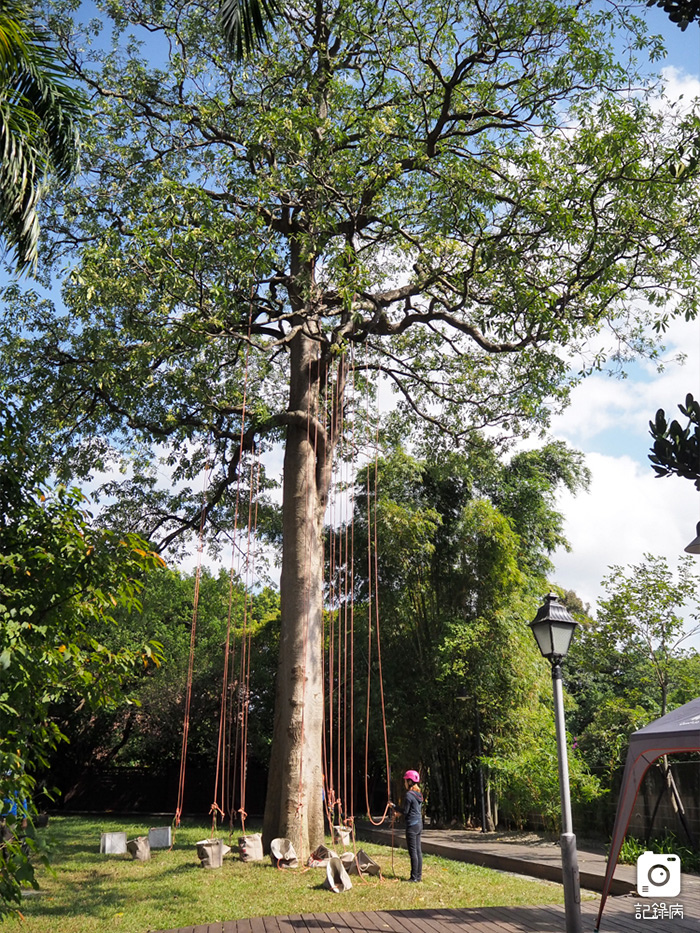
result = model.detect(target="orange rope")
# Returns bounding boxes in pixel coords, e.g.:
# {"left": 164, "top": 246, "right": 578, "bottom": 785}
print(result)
{"left": 174, "top": 448, "right": 212, "bottom": 832}
{"left": 212, "top": 333, "right": 252, "bottom": 835}
{"left": 323, "top": 358, "right": 335, "bottom": 826}
{"left": 348, "top": 350, "right": 356, "bottom": 824}
{"left": 238, "top": 450, "right": 261, "bottom": 835}
{"left": 322, "top": 353, "right": 353, "bottom": 831}
{"left": 363, "top": 369, "right": 392, "bottom": 826}
{"left": 343, "top": 353, "right": 354, "bottom": 828}
{"left": 319, "top": 350, "right": 393, "bottom": 838}
{"left": 294, "top": 350, "right": 316, "bottom": 861}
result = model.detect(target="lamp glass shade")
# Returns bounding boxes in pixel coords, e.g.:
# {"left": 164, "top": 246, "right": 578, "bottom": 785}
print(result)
{"left": 685, "top": 522, "right": 700, "bottom": 555}
{"left": 529, "top": 594, "right": 578, "bottom": 661}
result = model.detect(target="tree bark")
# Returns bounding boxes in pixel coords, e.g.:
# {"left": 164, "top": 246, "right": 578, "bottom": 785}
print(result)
{"left": 262, "top": 325, "right": 330, "bottom": 859}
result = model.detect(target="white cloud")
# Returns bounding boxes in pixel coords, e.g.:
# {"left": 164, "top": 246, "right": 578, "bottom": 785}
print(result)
{"left": 549, "top": 312, "right": 700, "bottom": 626}
{"left": 660, "top": 66, "right": 700, "bottom": 110}
{"left": 551, "top": 315, "right": 699, "bottom": 446}
{"left": 552, "top": 451, "right": 698, "bottom": 613}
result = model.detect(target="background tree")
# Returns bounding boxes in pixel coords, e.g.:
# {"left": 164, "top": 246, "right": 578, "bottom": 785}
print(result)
{"left": 597, "top": 554, "right": 699, "bottom": 717}
{"left": 481, "top": 697, "right": 601, "bottom": 833}
{"left": 0, "top": 0, "right": 84, "bottom": 269}
{"left": 566, "top": 596, "right": 654, "bottom": 797}
{"left": 219, "top": 0, "right": 283, "bottom": 60}
{"left": 0, "top": 403, "right": 163, "bottom": 913}
{"left": 646, "top": 0, "right": 700, "bottom": 30}
{"left": 3, "top": 0, "right": 700, "bottom": 856}
{"left": 345, "top": 442, "right": 593, "bottom": 827}
{"left": 46, "top": 566, "right": 280, "bottom": 817}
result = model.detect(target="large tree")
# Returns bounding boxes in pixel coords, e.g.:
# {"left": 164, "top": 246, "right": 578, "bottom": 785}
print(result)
{"left": 3, "top": 0, "right": 700, "bottom": 856}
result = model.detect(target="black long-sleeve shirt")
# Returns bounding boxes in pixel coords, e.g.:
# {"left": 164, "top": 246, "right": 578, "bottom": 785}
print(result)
{"left": 400, "top": 788, "right": 423, "bottom": 829}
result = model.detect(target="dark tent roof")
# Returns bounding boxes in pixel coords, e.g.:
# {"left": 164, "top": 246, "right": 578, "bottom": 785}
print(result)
{"left": 595, "top": 696, "right": 700, "bottom": 930}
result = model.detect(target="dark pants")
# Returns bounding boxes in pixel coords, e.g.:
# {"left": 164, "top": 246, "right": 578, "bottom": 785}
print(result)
{"left": 406, "top": 826, "right": 422, "bottom": 881}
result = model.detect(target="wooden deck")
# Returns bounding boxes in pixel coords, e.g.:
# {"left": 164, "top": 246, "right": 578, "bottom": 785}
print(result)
{"left": 153, "top": 829, "right": 700, "bottom": 933}
{"left": 152, "top": 893, "right": 700, "bottom": 933}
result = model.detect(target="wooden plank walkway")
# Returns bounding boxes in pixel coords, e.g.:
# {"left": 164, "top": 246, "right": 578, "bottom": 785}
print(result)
{"left": 152, "top": 830, "right": 700, "bottom": 933}
{"left": 152, "top": 893, "right": 700, "bottom": 933}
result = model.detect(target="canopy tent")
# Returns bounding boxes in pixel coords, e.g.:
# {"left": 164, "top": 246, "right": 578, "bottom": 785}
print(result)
{"left": 595, "top": 696, "right": 700, "bottom": 930}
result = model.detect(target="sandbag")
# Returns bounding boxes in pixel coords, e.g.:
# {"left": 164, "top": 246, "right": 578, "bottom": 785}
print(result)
{"left": 196, "top": 838, "right": 231, "bottom": 868}
{"left": 307, "top": 843, "right": 338, "bottom": 867}
{"left": 239, "top": 832, "right": 264, "bottom": 862}
{"left": 270, "top": 836, "right": 298, "bottom": 868}
{"left": 345, "top": 849, "right": 381, "bottom": 877}
{"left": 126, "top": 836, "right": 151, "bottom": 861}
{"left": 332, "top": 824, "right": 351, "bottom": 846}
{"left": 324, "top": 855, "right": 352, "bottom": 892}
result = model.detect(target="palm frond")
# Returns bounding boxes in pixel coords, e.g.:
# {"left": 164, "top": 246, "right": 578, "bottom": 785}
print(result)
{"left": 0, "top": 99, "right": 41, "bottom": 265}
{"left": 0, "top": 2, "right": 30, "bottom": 73}
{"left": 219, "top": 0, "right": 283, "bottom": 61}
{"left": 0, "top": 1, "right": 85, "bottom": 270}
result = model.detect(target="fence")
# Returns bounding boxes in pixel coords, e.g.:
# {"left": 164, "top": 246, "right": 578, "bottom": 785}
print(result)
{"left": 47, "top": 762, "right": 267, "bottom": 818}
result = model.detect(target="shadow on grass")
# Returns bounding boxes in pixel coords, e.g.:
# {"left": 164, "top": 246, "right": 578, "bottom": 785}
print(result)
{"left": 21, "top": 868, "right": 202, "bottom": 921}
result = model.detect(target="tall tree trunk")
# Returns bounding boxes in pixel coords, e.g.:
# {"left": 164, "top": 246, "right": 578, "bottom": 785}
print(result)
{"left": 262, "top": 325, "right": 331, "bottom": 859}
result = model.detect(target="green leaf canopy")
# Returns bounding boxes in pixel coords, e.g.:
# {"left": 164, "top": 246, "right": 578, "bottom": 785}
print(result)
{"left": 3, "top": 0, "right": 699, "bottom": 536}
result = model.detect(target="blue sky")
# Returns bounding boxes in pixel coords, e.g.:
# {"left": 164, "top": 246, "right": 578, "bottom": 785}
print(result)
{"left": 548, "top": 6, "right": 700, "bottom": 617}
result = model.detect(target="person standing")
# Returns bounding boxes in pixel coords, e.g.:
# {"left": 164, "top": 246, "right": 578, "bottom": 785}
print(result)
{"left": 393, "top": 769, "right": 423, "bottom": 882}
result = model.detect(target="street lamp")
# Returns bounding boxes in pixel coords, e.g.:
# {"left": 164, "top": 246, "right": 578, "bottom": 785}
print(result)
{"left": 529, "top": 593, "right": 583, "bottom": 933}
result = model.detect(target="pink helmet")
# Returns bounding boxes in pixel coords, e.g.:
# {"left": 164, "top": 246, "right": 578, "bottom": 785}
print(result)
{"left": 403, "top": 769, "right": 420, "bottom": 783}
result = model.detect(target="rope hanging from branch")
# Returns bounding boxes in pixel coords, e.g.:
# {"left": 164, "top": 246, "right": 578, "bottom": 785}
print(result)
{"left": 322, "top": 351, "right": 393, "bottom": 838}
{"left": 363, "top": 370, "right": 392, "bottom": 826}
{"left": 212, "top": 335, "right": 258, "bottom": 839}
{"left": 174, "top": 448, "right": 213, "bottom": 832}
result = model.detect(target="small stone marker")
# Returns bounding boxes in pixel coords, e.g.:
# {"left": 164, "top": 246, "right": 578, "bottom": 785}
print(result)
{"left": 148, "top": 826, "right": 172, "bottom": 849}
{"left": 100, "top": 831, "right": 127, "bottom": 854}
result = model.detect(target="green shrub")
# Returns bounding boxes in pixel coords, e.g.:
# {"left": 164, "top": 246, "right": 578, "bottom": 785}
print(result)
{"left": 616, "top": 832, "right": 700, "bottom": 874}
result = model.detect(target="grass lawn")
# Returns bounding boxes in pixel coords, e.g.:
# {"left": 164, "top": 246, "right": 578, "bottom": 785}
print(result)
{"left": 6, "top": 815, "right": 566, "bottom": 933}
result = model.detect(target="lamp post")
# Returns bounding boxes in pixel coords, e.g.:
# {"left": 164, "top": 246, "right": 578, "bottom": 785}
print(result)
{"left": 529, "top": 593, "right": 583, "bottom": 933}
